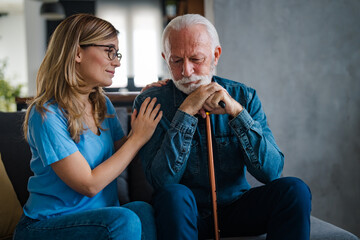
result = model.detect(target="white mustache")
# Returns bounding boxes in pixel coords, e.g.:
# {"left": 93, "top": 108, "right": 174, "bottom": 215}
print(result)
{"left": 177, "top": 75, "right": 204, "bottom": 84}
{"left": 172, "top": 74, "right": 212, "bottom": 95}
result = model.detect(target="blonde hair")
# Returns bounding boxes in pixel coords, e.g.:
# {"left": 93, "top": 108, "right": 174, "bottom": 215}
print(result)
{"left": 24, "top": 13, "right": 119, "bottom": 142}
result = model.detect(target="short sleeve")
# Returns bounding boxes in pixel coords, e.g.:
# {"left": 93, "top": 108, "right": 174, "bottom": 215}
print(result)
{"left": 27, "top": 105, "right": 78, "bottom": 167}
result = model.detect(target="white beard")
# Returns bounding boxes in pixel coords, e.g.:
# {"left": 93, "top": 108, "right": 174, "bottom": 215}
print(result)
{"left": 171, "top": 61, "right": 215, "bottom": 95}
{"left": 172, "top": 74, "right": 212, "bottom": 95}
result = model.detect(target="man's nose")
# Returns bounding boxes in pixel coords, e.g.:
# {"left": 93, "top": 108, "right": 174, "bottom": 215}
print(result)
{"left": 182, "top": 59, "right": 194, "bottom": 77}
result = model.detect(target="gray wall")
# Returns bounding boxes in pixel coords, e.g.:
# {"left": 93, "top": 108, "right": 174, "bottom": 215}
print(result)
{"left": 213, "top": 0, "right": 360, "bottom": 237}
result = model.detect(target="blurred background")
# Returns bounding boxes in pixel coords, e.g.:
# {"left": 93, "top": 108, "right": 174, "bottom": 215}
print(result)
{"left": 0, "top": 0, "right": 359, "bottom": 237}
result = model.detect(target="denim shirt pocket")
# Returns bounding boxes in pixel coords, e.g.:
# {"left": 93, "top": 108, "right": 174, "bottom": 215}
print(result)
{"left": 215, "top": 135, "right": 243, "bottom": 173}
{"left": 182, "top": 139, "right": 201, "bottom": 179}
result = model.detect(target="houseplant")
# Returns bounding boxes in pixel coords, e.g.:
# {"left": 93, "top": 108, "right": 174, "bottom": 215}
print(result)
{"left": 0, "top": 59, "right": 22, "bottom": 112}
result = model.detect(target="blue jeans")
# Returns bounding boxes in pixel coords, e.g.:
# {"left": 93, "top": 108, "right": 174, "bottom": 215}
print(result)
{"left": 13, "top": 201, "right": 156, "bottom": 240}
{"left": 153, "top": 177, "right": 312, "bottom": 240}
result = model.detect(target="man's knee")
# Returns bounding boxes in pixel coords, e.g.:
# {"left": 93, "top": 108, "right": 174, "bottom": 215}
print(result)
{"left": 276, "top": 177, "right": 312, "bottom": 210}
{"left": 153, "top": 184, "right": 198, "bottom": 239}
{"left": 154, "top": 184, "right": 196, "bottom": 206}
{"left": 153, "top": 183, "right": 198, "bottom": 220}
{"left": 280, "top": 177, "right": 311, "bottom": 197}
{"left": 124, "top": 201, "right": 154, "bottom": 216}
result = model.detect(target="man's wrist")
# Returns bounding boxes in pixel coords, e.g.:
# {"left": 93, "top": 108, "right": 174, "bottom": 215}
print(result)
{"left": 230, "top": 103, "right": 244, "bottom": 118}
{"left": 179, "top": 105, "right": 196, "bottom": 116}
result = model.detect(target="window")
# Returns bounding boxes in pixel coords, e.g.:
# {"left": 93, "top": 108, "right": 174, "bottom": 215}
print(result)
{"left": 96, "top": 0, "right": 163, "bottom": 91}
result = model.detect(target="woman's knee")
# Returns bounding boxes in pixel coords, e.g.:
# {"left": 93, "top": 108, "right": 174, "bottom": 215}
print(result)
{"left": 104, "top": 207, "right": 142, "bottom": 239}
{"left": 14, "top": 209, "right": 142, "bottom": 240}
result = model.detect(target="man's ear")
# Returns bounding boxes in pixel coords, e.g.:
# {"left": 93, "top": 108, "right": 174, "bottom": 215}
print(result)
{"left": 213, "top": 46, "right": 222, "bottom": 66}
{"left": 75, "top": 45, "right": 82, "bottom": 63}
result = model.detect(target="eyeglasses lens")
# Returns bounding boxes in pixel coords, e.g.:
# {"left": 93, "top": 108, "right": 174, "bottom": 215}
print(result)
{"left": 108, "top": 48, "right": 122, "bottom": 61}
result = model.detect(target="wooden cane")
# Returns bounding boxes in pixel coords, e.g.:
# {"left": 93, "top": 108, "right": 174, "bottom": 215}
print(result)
{"left": 206, "top": 111, "right": 220, "bottom": 240}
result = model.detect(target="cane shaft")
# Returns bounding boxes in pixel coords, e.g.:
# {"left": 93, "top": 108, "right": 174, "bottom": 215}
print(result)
{"left": 206, "top": 112, "right": 220, "bottom": 240}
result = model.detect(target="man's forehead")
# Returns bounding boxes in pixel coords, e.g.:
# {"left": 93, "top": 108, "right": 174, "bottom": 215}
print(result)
{"left": 168, "top": 27, "right": 211, "bottom": 54}
{"left": 169, "top": 46, "right": 209, "bottom": 58}
{"left": 170, "top": 51, "right": 206, "bottom": 59}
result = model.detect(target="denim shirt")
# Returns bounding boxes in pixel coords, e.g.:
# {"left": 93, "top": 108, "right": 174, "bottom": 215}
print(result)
{"left": 133, "top": 76, "right": 284, "bottom": 207}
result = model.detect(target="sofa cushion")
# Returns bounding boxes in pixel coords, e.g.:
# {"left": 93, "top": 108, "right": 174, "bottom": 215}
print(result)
{"left": 128, "top": 154, "right": 154, "bottom": 203}
{"left": 114, "top": 107, "right": 131, "bottom": 205}
{"left": 114, "top": 107, "right": 154, "bottom": 204}
{"left": 309, "top": 216, "right": 359, "bottom": 240}
{"left": 0, "top": 111, "right": 32, "bottom": 206}
{"left": 209, "top": 216, "right": 359, "bottom": 240}
{"left": 0, "top": 154, "right": 23, "bottom": 240}
{"left": 117, "top": 169, "right": 130, "bottom": 205}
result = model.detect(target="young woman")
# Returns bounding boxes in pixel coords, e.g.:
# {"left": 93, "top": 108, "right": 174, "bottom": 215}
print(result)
{"left": 13, "top": 13, "right": 162, "bottom": 240}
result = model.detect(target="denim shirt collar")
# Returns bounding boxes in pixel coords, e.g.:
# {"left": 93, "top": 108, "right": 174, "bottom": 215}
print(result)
{"left": 172, "top": 82, "right": 187, "bottom": 108}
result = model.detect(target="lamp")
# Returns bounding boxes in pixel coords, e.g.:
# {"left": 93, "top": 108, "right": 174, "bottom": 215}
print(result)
{"left": 40, "top": 1, "right": 65, "bottom": 20}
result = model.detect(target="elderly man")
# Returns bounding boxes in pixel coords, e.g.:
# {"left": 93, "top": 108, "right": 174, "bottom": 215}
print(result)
{"left": 133, "top": 14, "right": 311, "bottom": 240}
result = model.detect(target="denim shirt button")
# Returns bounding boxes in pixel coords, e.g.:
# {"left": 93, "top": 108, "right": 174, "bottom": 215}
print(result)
{"left": 182, "top": 148, "right": 186, "bottom": 153}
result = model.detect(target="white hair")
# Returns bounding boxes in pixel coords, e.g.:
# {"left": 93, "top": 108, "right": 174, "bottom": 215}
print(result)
{"left": 162, "top": 14, "right": 220, "bottom": 60}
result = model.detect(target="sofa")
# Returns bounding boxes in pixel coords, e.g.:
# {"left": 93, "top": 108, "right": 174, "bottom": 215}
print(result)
{"left": 0, "top": 110, "right": 358, "bottom": 240}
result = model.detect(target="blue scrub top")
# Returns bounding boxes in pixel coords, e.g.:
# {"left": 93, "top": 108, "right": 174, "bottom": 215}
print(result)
{"left": 23, "top": 97, "right": 124, "bottom": 220}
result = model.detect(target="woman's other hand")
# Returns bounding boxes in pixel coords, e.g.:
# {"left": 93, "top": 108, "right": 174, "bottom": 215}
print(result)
{"left": 130, "top": 97, "right": 162, "bottom": 145}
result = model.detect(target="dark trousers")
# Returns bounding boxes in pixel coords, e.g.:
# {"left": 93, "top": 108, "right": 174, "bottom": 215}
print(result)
{"left": 153, "top": 177, "right": 312, "bottom": 240}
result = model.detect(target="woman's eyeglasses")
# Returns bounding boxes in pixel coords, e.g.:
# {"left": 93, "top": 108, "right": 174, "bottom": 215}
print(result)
{"left": 80, "top": 44, "right": 122, "bottom": 61}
